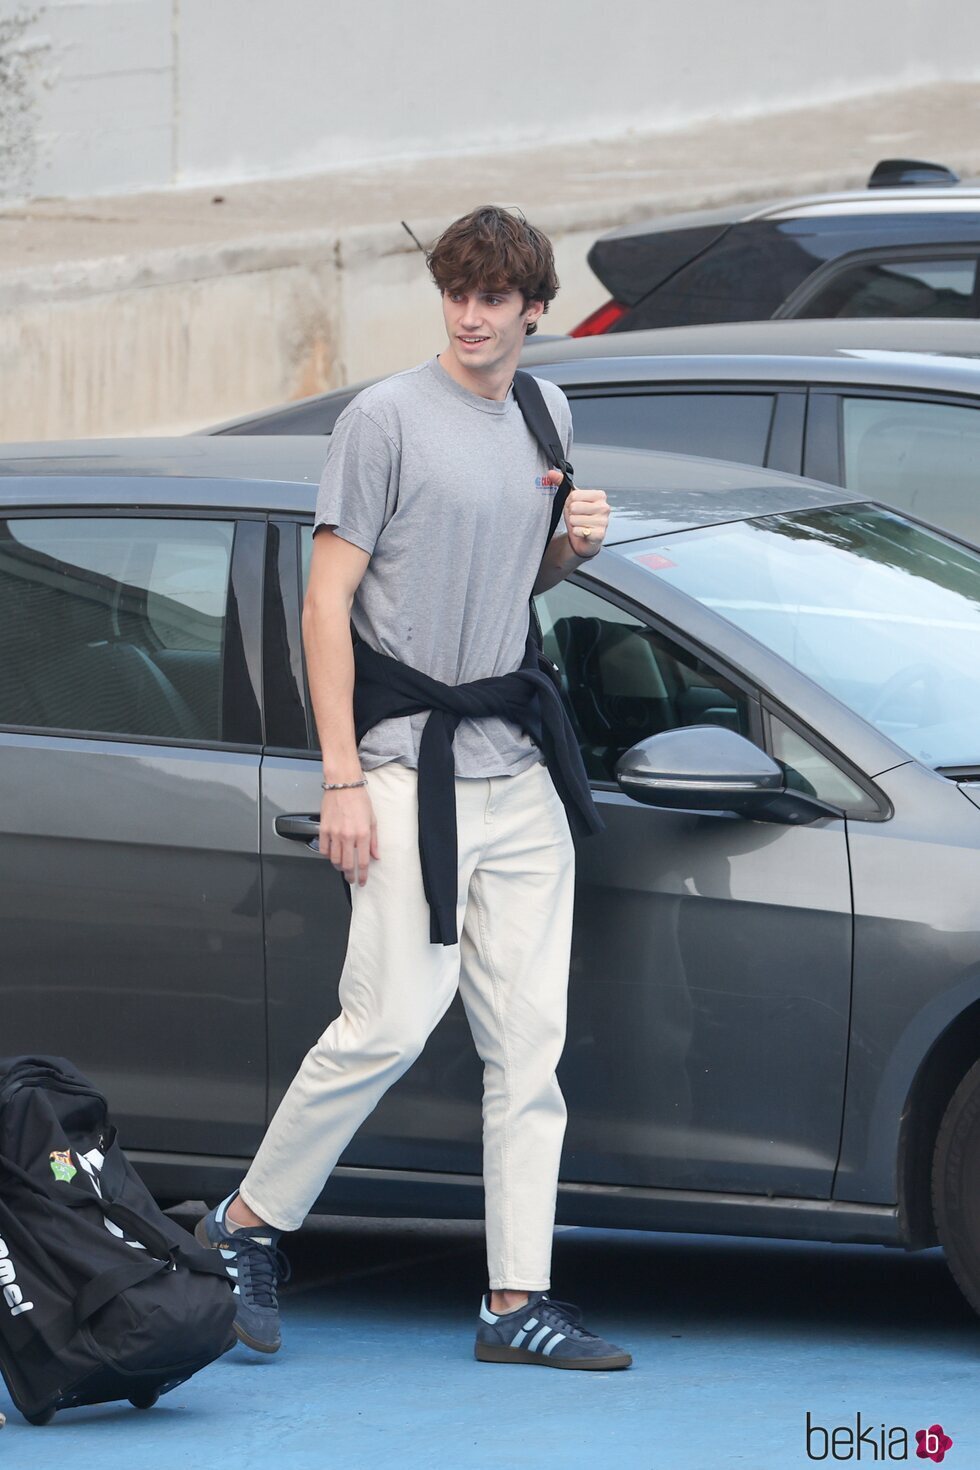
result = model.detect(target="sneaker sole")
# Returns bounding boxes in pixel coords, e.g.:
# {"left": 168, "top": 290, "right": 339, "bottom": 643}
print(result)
{"left": 475, "top": 1343, "right": 632, "bottom": 1370}
{"left": 232, "top": 1322, "right": 281, "bottom": 1355}
{"left": 194, "top": 1216, "right": 282, "bottom": 1355}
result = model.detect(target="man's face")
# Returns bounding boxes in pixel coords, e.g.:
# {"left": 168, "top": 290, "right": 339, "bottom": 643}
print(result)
{"left": 441, "top": 285, "right": 543, "bottom": 376}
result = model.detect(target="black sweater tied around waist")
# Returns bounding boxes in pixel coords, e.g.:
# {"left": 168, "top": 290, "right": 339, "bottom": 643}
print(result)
{"left": 349, "top": 631, "right": 605, "bottom": 945}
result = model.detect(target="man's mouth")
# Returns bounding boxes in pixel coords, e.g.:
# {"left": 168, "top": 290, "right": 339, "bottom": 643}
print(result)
{"left": 458, "top": 335, "right": 489, "bottom": 345}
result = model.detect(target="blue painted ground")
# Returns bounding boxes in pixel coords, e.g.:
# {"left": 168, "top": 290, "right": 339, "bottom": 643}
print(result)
{"left": 1, "top": 1212, "right": 977, "bottom": 1469}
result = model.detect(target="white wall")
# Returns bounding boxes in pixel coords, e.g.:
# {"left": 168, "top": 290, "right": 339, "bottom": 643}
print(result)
{"left": 5, "top": 0, "right": 980, "bottom": 200}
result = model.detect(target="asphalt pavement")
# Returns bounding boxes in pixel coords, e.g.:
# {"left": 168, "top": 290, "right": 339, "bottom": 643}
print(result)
{"left": 1, "top": 1211, "right": 977, "bottom": 1469}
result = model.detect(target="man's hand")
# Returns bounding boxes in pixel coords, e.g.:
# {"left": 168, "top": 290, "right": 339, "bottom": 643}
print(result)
{"left": 316, "top": 786, "right": 379, "bottom": 887}
{"left": 542, "top": 470, "right": 610, "bottom": 557}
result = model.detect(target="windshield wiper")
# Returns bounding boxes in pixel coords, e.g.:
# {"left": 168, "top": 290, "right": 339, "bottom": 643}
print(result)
{"left": 936, "top": 764, "right": 980, "bottom": 781}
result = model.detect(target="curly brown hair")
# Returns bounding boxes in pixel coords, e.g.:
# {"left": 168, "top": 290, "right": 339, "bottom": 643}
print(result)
{"left": 426, "top": 205, "right": 559, "bottom": 336}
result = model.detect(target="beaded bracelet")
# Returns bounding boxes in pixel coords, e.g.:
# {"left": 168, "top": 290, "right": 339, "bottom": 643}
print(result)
{"left": 322, "top": 778, "right": 368, "bottom": 790}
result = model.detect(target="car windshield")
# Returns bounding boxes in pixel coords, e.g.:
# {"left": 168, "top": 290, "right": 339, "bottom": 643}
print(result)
{"left": 621, "top": 504, "right": 980, "bottom": 770}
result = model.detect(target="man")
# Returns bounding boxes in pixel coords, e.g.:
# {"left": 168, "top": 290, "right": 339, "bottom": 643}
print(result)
{"left": 196, "top": 205, "right": 630, "bottom": 1371}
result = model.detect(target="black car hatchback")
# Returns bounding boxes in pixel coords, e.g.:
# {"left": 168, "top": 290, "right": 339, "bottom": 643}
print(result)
{"left": 571, "top": 159, "right": 980, "bottom": 335}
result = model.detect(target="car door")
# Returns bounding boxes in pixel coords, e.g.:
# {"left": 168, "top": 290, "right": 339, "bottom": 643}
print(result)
{"left": 0, "top": 497, "right": 267, "bottom": 1156}
{"left": 266, "top": 520, "right": 856, "bottom": 1199}
{"left": 803, "top": 389, "right": 980, "bottom": 545}
{"left": 533, "top": 573, "right": 857, "bottom": 1199}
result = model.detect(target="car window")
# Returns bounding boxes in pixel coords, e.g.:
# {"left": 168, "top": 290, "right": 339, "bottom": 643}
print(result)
{"left": 841, "top": 396, "right": 980, "bottom": 543}
{"left": 534, "top": 579, "right": 753, "bottom": 783}
{"left": 569, "top": 392, "right": 775, "bottom": 464}
{"left": 769, "top": 713, "right": 877, "bottom": 817}
{"left": 624, "top": 224, "right": 816, "bottom": 328}
{"left": 796, "top": 258, "right": 978, "bottom": 319}
{"left": 0, "top": 516, "right": 234, "bottom": 741}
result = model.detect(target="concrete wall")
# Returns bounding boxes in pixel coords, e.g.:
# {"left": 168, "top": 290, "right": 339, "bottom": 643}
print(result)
{"left": 0, "top": 216, "right": 603, "bottom": 436}
{"left": 4, "top": 0, "right": 980, "bottom": 201}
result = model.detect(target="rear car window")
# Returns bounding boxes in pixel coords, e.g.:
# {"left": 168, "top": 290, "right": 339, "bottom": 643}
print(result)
{"left": 568, "top": 391, "right": 775, "bottom": 465}
{"left": 0, "top": 517, "right": 233, "bottom": 742}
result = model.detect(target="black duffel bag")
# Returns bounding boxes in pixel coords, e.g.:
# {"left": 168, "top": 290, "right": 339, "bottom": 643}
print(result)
{"left": 0, "top": 1055, "right": 236, "bottom": 1426}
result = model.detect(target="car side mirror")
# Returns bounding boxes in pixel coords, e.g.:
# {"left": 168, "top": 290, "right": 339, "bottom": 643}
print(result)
{"left": 614, "top": 726, "right": 837, "bottom": 825}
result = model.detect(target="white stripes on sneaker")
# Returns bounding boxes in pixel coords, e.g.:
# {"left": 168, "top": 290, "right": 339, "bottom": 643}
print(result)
{"left": 481, "top": 1296, "right": 567, "bottom": 1358}
{"left": 509, "top": 1317, "right": 539, "bottom": 1348}
{"left": 219, "top": 1247, "right": 241, "bottom": 1295}
{"left": 512, "top": 1322, "right": 566, "bottom": 1356}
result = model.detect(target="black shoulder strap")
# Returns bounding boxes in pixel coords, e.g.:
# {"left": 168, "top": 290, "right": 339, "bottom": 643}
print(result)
{"left": 512, "top": 370, "right": 575, "bottom": 544}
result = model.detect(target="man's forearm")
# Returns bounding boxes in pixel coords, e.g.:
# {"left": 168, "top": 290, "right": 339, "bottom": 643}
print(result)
{"left": 532, "top": 531, "right": 599, "bottom": 595}
{"left": 301, "top": 595, "right": 363, "bottom": 781}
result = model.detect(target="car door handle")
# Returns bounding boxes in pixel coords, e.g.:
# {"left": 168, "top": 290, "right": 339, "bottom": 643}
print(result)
{"left": 274, "top": 814, "right": 321, "bottom": 841}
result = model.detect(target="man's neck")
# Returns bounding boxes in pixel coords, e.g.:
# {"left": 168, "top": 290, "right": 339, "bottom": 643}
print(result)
{"left": 436, "top": 349, "right": 518, "bottom": 402}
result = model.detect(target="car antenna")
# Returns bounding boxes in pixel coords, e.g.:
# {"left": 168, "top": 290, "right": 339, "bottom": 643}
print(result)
{"left": 401, "top": 220, "right": 427, "bottom": 254}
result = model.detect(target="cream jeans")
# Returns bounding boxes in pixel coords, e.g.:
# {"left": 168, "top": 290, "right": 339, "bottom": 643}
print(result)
{"left": 239, "top": 757, "right": 576, "bottom": 1291}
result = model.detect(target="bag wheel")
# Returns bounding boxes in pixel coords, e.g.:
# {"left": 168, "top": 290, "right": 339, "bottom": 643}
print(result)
{"left": 25, "top": 1407, "right": 56, "bottom": 1426}
{"left": 129, "top": 1390, "right": 161, "bottom": 1410}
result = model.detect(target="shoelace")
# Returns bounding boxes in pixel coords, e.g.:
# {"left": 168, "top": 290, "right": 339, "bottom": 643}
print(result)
{"left": 533, "top": 1296, "right": 601, "bottom": 1342}
{"left": 233, "top": 1235, "right": 292, "bottom": 1309}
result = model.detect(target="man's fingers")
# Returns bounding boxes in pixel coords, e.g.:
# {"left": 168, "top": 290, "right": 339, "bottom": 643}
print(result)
{"left": 318, "top": 791, "right": 376, "bottom": 882}
{"left": 567, "top": 488, "right": 610, "bottom": 540}
{"left": 332, "top": 836, "right": 374, "bottom": 885}
{"left": 340, "top": 839, "right": 357, "bottom": 885}
{"left": 354, "top": 837, "right": 372, "bottom": 886}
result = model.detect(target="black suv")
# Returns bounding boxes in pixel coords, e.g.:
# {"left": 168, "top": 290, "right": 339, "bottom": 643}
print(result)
{"left": 571, "top": 159, "right": 980, "bottom": 335}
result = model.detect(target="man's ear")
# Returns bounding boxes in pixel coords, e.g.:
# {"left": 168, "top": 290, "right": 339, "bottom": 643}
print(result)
{"left": 524, "top": 299, "right": 545, "bottom": 331}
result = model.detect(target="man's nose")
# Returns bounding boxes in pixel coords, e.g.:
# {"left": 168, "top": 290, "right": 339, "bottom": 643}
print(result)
{"left": 459, "top": 296, "right": 483, "bottom": 326}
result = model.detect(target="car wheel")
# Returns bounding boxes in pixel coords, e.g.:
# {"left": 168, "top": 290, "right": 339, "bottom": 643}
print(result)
{"left": 932, "top": 1055, "right": 980, "bottom": 1316}
{"left": 130, "top": 1389, "right": 161, "bottom": 1410}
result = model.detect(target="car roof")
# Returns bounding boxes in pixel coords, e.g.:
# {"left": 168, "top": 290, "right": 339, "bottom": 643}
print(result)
{"left": 203, "top": 319, "right": 980, "bottom": 436}
{"left": 0, "top": 436, "right": 859, "bottom": 544}
{"left": 518, "top": 318, "right": 980, "bottom": 394}
{"left": 0, "top": 435, "right": 331, "bottom": 486}
{"left": 598, "top": 184, "right": 980, "bottom": 241}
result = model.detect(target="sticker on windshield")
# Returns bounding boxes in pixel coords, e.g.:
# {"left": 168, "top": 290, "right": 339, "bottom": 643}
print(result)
{"left": 631, "top": 550, "right": 676, "bottom": 571}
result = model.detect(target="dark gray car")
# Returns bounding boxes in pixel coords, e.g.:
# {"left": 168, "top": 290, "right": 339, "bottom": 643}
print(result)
{"left": 204, "top": 319, "right": 980, "bottom": 547}
{"left": 2, "top": 437, "right": 980, "bottom": 1318}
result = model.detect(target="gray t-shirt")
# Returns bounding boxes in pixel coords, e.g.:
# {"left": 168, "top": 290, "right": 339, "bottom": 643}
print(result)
{"left": 312, "top": 356, "right": 574, "bottom": 777}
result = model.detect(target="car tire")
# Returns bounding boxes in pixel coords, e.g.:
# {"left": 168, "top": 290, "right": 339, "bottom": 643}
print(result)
{"left": 130, "top": 1390, "right": 161, "bottom": 1410}
{"left": 932, "top": 1055, "right": 980, "bottom": 1316}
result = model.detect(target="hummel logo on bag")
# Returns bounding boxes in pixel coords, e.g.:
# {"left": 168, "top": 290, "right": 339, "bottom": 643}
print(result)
{"left": 0, "top": 1233, "right": 33, "bottom": 1317}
